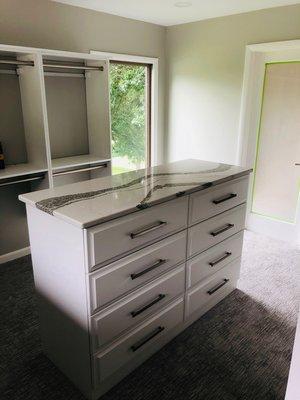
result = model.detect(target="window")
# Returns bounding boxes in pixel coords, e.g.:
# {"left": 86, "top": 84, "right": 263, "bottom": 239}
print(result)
{"left": 90, "top": 51, "right": 158, "bottom": 172}
{"left": 109, "top": 61, "right": 152, "bottom": 174}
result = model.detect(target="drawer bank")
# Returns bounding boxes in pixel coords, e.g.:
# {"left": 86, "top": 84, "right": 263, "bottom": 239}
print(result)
{"left": 19, "top": 159, "right": 252, "bottom": 400}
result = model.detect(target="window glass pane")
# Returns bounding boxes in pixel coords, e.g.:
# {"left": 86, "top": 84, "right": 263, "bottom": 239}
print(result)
{"left": 109, "top": 63, "right": 148, "bottom": 174}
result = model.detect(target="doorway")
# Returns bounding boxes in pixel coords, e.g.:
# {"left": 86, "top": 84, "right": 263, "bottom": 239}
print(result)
{"left": 238, "top": 41, "right": 300, "bottom": 246}
{"left": 249, "top": 62, "right": 300, "bottom": 242}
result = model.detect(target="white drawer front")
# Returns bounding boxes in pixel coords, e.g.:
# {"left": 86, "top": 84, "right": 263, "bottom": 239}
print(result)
{"left": 189, "top": 176, "right": 249, "bottom": 226}
{"left": 91, "top": 265, "right": 185, "bottom": 350}
{"left": 94, "top": 298, "right": 184, "bottom": 383}
{"left": 187, "top": 231, "right": 244, "bottom": 288}
{"left": 188, "top": 203, "right": 246, "bottom": 257}
{"left": 86, "top": 197, "right": 188, "bottom": 269}
{"left": 186, "top": 258, "right": 241, "bottom": 318}
{"left": 89, "top": 231, "right": 187, "bottom": 311}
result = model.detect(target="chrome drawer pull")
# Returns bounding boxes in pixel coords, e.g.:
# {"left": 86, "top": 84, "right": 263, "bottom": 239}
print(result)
{"left": 130, "top": 259, "right": 167, "bottom": 280}
{"left": 131, "top": 326, "right": 165, "bottom": 352}
{"left": 210, "top": 223, "right": 234, "bottom": 237}
{"left": 209, "top": 252, "right": 232, "bottom": 267}
{"left": 131, "top": 294, "right": 166, "bottom": 318}
{"left": 207, "top": 279, "right": 229, "bottom": 295}
{"left": 130, "top": 221, "right": 167, "bottom": 239}
{"left": 212, "top": 193, "right": 237, "bottom": 205}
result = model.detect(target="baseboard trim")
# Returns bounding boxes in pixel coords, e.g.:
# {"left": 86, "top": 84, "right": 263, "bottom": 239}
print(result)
{"left": 0, "top": 247, "right": 31, "bottom": 264}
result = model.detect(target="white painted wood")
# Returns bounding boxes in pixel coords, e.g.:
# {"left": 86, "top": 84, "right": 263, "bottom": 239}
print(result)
{"left": 42, "top": 53, "right": 111, "bottom": 184}
{"left": 20, "top": 166, "right": 251, "bottom": 399}
{"left": 51, "top": 155, "right": 111, "bottom": 171}
{"left": 189, "top": 176, "right": 249, "bottom": 226}
{"left": 0, "top": 43, "right": 109, "bottom": 61}
{"left": 93, "top": 297, "right": 184, "bottom": 384}
{"left": 91, "top": 265, "right": 185, "bottom": 349}
{"left": 0, "top": 246, "right": 30, "bottom": 264}
{"left": 85, "top": 60, "right": 111, "bottom": 161}
{"left": 186, "top": 258, "right": 241, "bottom": 317}
{"left": 25, "top": 205, "right": 92, "bottom": 399}
{"left": 188, "top": 203, "right": 246, "bottom": 257}
{"left": 33, "top": 53, "right": 54, "bottom": 188}
{"left": 238, "top": 40, "right": 300, "bottom": 167}
{"left": 247, "top": 212, "right": 300, "bottom": 244}
{"left": 187, "top": 231, "right": 244, "bottom": 288}
{"left": 87, "top": 196, "right": 188, "bottom": 268}
{"left": 17, "top": 54, "right": 49, "bottom": 172}
{"left": 0, "top": 42, "right": 113, "bottom": 261}
{"left": 237, "top": 40, "right": 300, "bottom": 246}
{"left": 0, "top": 164, "right": 48, "bottom": 180}
{"left": 91, "top": 287, "right": 239, "bottom": 400}
{"left": 90, "top": 51, "right": 159, "bottom": 166}
{"left": 252, "top": 63, "right": 300, "bottom": 223}
{"left": 89, "top": 231, "right": 186, "bottom": 309}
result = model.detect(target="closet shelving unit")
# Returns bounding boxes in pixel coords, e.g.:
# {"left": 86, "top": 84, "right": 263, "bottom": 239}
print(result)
{"left": 0, "top": 44, "right": 111, "bottom": 259}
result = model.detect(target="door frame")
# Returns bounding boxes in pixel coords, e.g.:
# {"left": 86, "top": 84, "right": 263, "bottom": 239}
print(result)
{"left": 237, "top": 40, "right": 300, "bottom": 244}
{"left": 90, "top": 50, "right": 159, "bottom": 167}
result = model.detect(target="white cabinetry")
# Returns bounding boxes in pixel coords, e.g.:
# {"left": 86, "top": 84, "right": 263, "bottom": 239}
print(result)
{"left": 0, "top": 44, "right": 111, "bottom": 260}
{"left": 23, "top": 172, "right": 250, "bottom": 400}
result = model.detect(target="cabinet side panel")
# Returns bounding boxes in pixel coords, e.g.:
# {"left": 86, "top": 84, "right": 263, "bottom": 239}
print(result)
{"left": 26, "top": 206, "right": 92, "bottom": 397}
{"left": 18, "top": 55, "right": 48, "bottom": 169}
{"left": 85, "top": 61, "right": 111, "bottom": 159}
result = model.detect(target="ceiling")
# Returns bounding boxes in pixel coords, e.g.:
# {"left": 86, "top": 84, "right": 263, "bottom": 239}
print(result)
{"left": 53, "top": 0, "right": 300, "bottom": 26}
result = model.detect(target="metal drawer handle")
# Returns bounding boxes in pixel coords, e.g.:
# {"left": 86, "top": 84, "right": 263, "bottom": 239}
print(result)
{"left": 130, "top": 221, "right": 167, "bottom": 239}
{"left": 207, "top": 279, "right": 229, "bottom": 295}
{"left": 210, "top": 223, "right": 234, "bottom": 237}
{"left": 131, "top": 294, "right": 166, "bottom": 318}
{"left": 212, "top": 193, "right": 237, "bottom": 205}
{"left": 131, "top": 259, "right": 167, "bottom": 280}
{"left": 209, "top": 252, "right": 232, "bottom": 267}
{"left": 131, "top": 326, "right": 165, "bottom": 352}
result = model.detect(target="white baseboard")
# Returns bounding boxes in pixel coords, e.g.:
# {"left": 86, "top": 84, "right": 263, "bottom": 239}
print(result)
{"left": 0, "top": 246, "right": 31, "bottom": 264}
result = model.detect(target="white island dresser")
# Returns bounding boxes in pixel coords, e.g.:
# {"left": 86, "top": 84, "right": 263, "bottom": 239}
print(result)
{"left": 20, "top": 159, "right": 252, "bottom": 399}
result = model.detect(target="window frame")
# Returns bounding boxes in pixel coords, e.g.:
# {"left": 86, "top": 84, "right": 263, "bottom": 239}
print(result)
{"left": 90, "top": 51, "right": 159, "bottom": 167}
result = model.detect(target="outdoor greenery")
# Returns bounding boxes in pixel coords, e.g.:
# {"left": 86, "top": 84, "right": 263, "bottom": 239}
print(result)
{"left": 110, "top": 63, "right": 146, "bottom": 166}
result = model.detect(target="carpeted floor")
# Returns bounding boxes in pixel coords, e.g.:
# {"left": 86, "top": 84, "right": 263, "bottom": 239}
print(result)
{"left": 0, "top": 231, "right": 299, "bottom": 400}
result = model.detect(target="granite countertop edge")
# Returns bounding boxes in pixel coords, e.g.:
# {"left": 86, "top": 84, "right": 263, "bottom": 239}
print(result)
{"left": 54, "top": 168, "right": 252, "bottom": 229}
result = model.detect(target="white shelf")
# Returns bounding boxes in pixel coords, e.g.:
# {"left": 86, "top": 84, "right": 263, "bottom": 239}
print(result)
{"left": 0, "top": 163, "right": 48, "bottom": 181}
{"left": 51, "top": 154, "right": 111, "bottom": 172}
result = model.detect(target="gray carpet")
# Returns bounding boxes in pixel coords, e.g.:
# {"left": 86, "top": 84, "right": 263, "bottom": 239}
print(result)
{"left": 0, "top": 231, "right": 299, "bottom": 400}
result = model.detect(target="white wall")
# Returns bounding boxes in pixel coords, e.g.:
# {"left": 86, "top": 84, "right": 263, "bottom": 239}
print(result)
{"left": 165, "top": 4, "right": 300, "bottom": 165}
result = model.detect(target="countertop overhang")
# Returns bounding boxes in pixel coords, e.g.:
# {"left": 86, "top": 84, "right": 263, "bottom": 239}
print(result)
{"left": 19, "top": 159, "right": 252, "bottom": 228}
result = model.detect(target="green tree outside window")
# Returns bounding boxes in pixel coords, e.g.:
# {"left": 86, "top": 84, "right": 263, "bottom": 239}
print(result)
{"left": 110, "top": 64, "right": 147, "bottom": 173}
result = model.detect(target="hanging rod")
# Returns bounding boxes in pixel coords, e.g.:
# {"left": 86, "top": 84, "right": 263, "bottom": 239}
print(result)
{"left": 43, "top": 63, "right": 103, "bottom": 71}
{"left": 53, "top": 164, "right": 107, "bottom": 177}
{"left": 0, "top": 175, "right": 43, "bottom": 187}
{"left": 44, "top": 71, "right": 84, "bottom": 78}
{"left": 0, "top": 59, "right": 34, "bottom": 66}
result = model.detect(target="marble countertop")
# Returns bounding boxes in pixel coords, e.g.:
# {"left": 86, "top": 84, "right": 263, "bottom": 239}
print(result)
{"left": 19, "top": 159, "right": 252, "bottom": 228}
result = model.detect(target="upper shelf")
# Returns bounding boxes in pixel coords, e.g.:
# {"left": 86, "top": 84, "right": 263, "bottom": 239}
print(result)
{"left": 0, "top": 163, "right": 48, "bottom": 181}
{"left": 51, "top": 154, "right": 111, "bottom": 172}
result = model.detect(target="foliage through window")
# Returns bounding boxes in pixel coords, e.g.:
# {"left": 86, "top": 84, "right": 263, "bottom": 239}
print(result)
{"left": 110, "top": 63, "right": 150, "bottom": 174}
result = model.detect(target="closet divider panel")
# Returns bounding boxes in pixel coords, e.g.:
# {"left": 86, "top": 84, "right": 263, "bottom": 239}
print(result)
{"left": 18, "top": 53, "right": 50, "bottom": 174}
{"left": 85, "top": 60, "right": 111, "bottom": 162}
